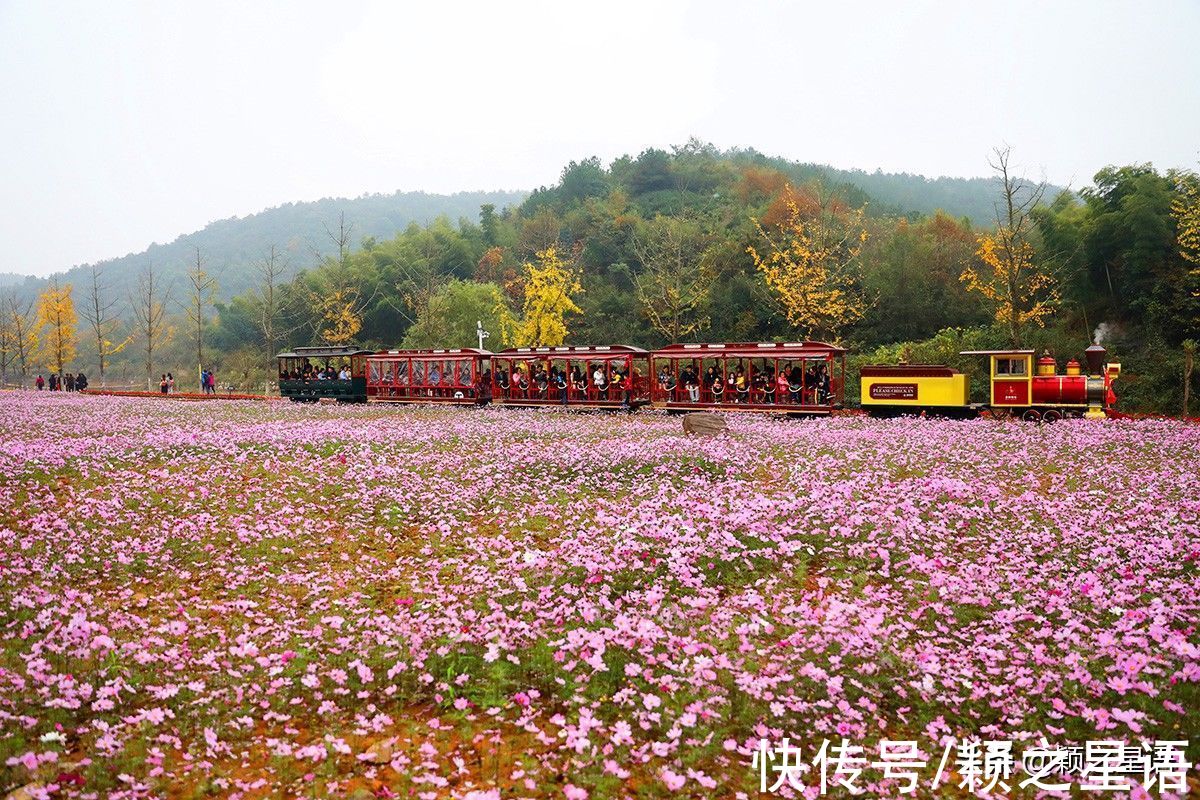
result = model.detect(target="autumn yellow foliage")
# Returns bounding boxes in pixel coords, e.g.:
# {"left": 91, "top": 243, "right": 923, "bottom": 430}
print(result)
{"left": 1172, "top": 173, "right": 1200, "bottom": 282}
{"left": 511, "top": 246, "right": 583, "bottom": 347}
{"left": 747, "top": 186, "right": 868, "bottom": 340}
{"left": 36, "top": 279, "right": 78, "bottom": 375}
{"left": 961, "top": 232, "right": 1059, "bottom": 345}
{"left": 314, "top": 287, "right": 363, "bottom": 346}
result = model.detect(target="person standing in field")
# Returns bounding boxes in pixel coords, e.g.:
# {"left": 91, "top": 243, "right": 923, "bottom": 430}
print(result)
{"left": 65, "top": 373, "right": 75, "bottom": 392}
{"left": 160, "top": 374, "right": 168, "bottom": 394}
{"left": 207, "top": 369, "right": 216, "bottom": 394}
{"left": 35, "top": 375, "right": 44, "bottom": 391}
{"left": 167, "top": 373, "right": 174, "bottom": 393}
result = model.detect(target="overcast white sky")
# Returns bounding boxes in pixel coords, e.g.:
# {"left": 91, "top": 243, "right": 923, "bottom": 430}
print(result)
{"left": 1, "top": 0, "right": 1198, "bottom": 277}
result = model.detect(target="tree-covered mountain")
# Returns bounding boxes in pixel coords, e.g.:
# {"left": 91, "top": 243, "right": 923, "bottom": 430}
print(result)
{"left": 8, "top": 189, "right": 529, "bottom": 302}
{"left": 13, "top": 153, "right": 1068, "bottom": 303}
{"left": 817, "top": 166, "right": 1069, "bottom": 226}
{"left": 9, "top": 141, "right": 1194, "bottom": 414}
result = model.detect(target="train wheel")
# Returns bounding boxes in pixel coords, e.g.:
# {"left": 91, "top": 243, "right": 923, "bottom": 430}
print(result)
{"left": 1042, "top": 410, "right": 1063, "bottom": 423}
{"left": 1021, "top": 409, "right": 1043, "bottom": 423}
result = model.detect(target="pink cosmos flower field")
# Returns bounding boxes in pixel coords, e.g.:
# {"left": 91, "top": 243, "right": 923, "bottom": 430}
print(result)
{"left": 0, "top": 393, "right": 1197, "bottom": 798}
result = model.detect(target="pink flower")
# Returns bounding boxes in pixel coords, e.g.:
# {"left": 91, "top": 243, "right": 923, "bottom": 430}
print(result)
{"left": 662, "top": 769, "right": 686, "bottom": 791}
{"left": 512, "top": 691, "right": 531, "bottom": 708}
{"left": 464, "top": 791, "right": 500, "bottom": 800}
{"left": 564, "top": 785, "right": 588, "bottom": 800}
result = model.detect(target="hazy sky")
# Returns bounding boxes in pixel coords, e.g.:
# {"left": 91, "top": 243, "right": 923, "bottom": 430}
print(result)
{"left": 2, "top": 0, "right": 1198, "bottom": 277}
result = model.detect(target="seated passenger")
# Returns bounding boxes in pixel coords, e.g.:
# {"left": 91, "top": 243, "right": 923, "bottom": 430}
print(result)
{"left": 709, "top": 368, "right": 724, "bottom": 398}
{"left": 788, "top": 365, "right": 804, "bottom": 403}
{"left": 660, "top": 367, "right": 677, "bottom": 399}
{"left": 683, "top": 367, "right": 700, "bottom": 402}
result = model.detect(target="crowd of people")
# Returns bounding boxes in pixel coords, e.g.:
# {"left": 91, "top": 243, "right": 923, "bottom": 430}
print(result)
{"left": 657, "top": 361, "right": 832, "bottom": 405}
{"left": 279, "top": 360, "right": 351, "bottom": 382}
{"left": 493, "top": 362, "right": 637, "bottom": 405}
{"left": 34, "top": 372, "right": 88, "bottom": 392}
{"left": 364, "top": 357, "right": 832, "bottom": 407}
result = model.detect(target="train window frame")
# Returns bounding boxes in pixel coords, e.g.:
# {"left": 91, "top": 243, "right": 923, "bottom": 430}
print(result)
{"left": 456, "top": 359, "right": 473, "bottom": 386}
{"left": 995, "top": 357, "right": 1028, "bottom": 376}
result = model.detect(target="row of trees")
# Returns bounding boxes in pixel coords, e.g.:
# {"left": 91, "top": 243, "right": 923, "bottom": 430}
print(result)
{"left": 9, "top": 142, "right": 1199, "bottom": 412}
{"left": 1, "top": 249, "right": 212, "bottom": 387}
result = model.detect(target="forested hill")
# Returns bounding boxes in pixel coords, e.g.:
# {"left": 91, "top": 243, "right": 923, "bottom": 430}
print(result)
{"left": 719, "top": 149, "right": 1069, "bottom": 224}
{"left": 14, "top": 150, "right": 1070, "bottom": 305}
{"left": 818, "top": 166, "right": 1067, "bottom": 225}
{"left": 13, "top": 189, "right": 528, "bottom": 301}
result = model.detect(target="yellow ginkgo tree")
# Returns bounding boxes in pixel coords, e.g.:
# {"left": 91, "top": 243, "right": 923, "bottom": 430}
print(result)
{"left": 961, "top": 233, "right": 1059, "bottom": 346}
{"left": 313, "top": 286, "right": 364, "bottom": 346}
{"left": 1172, "top": 170, "right": 1200, "bottom": 275}
{"left": 510, "top": 246, "right": 583, "bottom": 347}
{"left": 747, "top": 185, "right": 868, "bottom": 340}
{"left": 959, "top": 146, "right": 1059, "bottom": 347}
{"left": 36, "top": 277, "right": 78, "bottom": 376}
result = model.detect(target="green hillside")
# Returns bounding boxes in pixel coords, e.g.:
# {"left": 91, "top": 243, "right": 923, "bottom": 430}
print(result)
{"left": 9, "top": 143, "right": 1196, "bottom": 414}
{"left": 9, "top": 189, "right": 529, "bottom": 301}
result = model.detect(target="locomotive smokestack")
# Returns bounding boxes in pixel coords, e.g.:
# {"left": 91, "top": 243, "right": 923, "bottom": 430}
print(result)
{"left": 1084, "top": 344, "right": 1107, "bottom": 376}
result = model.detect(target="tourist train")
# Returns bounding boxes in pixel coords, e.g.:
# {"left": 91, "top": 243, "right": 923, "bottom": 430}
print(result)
{"left": 276, "top": 340, "right": 1121, "bottom": 421}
